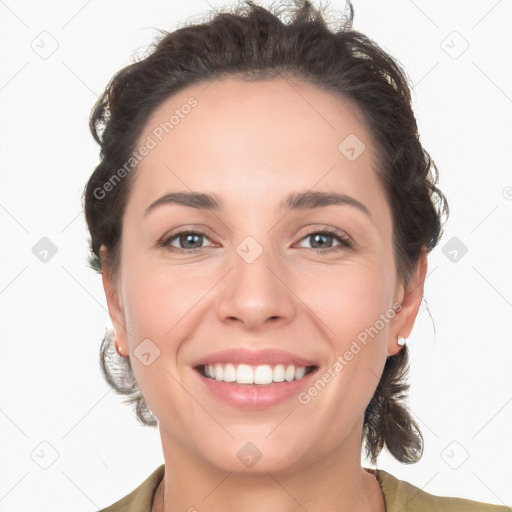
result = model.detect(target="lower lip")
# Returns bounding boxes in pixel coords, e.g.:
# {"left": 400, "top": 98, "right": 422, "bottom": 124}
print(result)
{"left": 196, "top": 368, "right": 318, "bottom": 409}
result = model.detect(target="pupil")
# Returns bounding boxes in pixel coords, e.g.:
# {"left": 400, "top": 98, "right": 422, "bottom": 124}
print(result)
{"left": 313, "top": 233, "right": 330, "bottom": 248}
{"left": 182, "top": 233, "right": 201, "bottom": 248}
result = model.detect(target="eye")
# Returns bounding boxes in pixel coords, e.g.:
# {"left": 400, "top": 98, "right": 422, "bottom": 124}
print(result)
{"left": 159, "top": 227, "right": 353, "bottom": 255}
{"left": 159, "top": 230, "right": 214, "bottom": 254}
{"left": 296, "top": 228, "right": 353, "bottom": 253}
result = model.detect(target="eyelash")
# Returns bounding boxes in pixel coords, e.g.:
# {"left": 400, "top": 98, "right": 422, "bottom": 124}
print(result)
{"left": 159, "top": 228, "right": 353, "bottom": 255}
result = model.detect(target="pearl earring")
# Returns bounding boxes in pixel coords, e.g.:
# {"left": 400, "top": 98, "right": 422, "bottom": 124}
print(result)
{"left": 397, "top": 335, "right": 406, "bottom": 346}
{"left": 114, "top": 338, "right": 125, "bottom": 356}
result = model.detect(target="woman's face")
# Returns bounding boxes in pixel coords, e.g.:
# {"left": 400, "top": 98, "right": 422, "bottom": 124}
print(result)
{"left": 102, "top": 77, "right": 424, "bottom": 474}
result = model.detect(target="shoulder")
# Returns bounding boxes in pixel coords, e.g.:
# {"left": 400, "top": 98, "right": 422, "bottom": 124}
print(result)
{"left": 97, "top": 464, "right": 165, "bottom": 512}
{"left": 370, "top": 468, "right": 512, "bottom": 512}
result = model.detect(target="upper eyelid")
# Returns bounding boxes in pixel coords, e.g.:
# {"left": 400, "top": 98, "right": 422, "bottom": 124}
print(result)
{"left": 163, "top": 227, "right": 347, "bottom": 239}
{"left": 300, "top": 226, "right": 351, "bottom": 240}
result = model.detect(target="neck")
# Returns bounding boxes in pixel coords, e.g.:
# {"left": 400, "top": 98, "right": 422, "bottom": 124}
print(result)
{"left": 153, "top": 425, "right": 385, "bottom": 512}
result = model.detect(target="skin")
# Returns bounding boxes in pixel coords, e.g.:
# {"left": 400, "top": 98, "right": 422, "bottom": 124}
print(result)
{"left": 101, "top": 77, "right": 427, "bottom": 512}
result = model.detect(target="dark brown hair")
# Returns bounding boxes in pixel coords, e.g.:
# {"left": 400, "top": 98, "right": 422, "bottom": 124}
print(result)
{"left": 83, "top": 0, "right": 449, "bottom": 465}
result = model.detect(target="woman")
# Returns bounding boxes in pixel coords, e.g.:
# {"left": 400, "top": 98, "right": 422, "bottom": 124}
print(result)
{"left": 83, "top": 1, "right": 511, "bottom": 511}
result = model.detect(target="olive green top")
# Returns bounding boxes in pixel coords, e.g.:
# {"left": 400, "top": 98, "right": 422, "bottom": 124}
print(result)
{"left": 98, "top": 464, "right": 511, "bottom": 511}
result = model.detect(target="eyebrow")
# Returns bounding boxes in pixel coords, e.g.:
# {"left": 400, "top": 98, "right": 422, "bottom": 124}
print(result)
{"left": 144, "top": 190, "right": 371, "bottom": 217}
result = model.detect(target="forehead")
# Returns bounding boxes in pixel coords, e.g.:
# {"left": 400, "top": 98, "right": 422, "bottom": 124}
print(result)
{"left": 128, "top": 77, "right": 387, "bottom": 217}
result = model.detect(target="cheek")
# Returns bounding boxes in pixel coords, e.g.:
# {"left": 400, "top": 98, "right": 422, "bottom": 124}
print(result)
{"left": 119, "top": 261, "right": 220, "bottom": 403}
{"left": 291, "top": 264, "right": 391, "bottom": 412}
{"left": 120, "top": 267, "right": 197, "bottom": 430}
{"left": 292, "top": 260, "right": 392, "bottom": 345}
{"left": 122, "top": 263, "right": 204, "bottom": 343}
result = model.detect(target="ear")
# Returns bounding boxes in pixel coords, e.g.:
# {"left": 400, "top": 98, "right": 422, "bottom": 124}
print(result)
{"left": 388, "top": 246, "right": 428, "bottom": 356}
{"left": 99, "top": 245, "right": 128, "bottom": 355}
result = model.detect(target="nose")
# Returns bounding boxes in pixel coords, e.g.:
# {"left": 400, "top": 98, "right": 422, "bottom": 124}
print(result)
{"left": 215, "top": 241, "right": 297, "bottom": 332}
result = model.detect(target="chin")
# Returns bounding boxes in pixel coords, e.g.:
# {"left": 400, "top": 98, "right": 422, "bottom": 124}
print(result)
{"left": 189, "top": 432, "right": 312, "bottom": 476}
{"left": 207, "top": 448, "right": 303, "bottom": 476}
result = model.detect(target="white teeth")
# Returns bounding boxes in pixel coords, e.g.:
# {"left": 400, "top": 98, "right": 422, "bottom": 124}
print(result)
{"left": 254, "top": 365, "right": 273, "bottom": 385}
{"left": 273, "top": 364, "right": 285, "bottom": 382}
{"left": 285, "top": 365, "right": 295, "bottom": 382}
{"left": 236, "top": 364, "right": 254, "bottom": 384}
{"left": 214, "top": 363, "right": 224, "bottom": 381}
{"left": 295, "top": 366, "right": 306, "bottom": 380}
{"left": 223, "top": 363, "right": 236, "bottom": 382}
{"left": 202, "top": 363, "right": 312, "bottom": 385}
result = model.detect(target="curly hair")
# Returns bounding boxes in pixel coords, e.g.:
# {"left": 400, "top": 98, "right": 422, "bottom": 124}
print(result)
{"left": 83, "top": 0, "right": 449, "bottom": 465}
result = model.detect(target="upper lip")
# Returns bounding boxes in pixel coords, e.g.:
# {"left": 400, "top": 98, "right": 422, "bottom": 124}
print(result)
{"left": 191, "top": 348, "right": 318, "bottom": 368}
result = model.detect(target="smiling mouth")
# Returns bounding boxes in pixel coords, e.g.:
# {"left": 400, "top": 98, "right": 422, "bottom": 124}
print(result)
{"left": 196, "top": 363, "right": 318, "bottom": 385}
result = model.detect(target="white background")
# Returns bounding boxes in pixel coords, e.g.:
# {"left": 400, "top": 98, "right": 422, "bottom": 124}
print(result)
{"left": 0, "top": 0, "right": 511, "bottom": 510}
